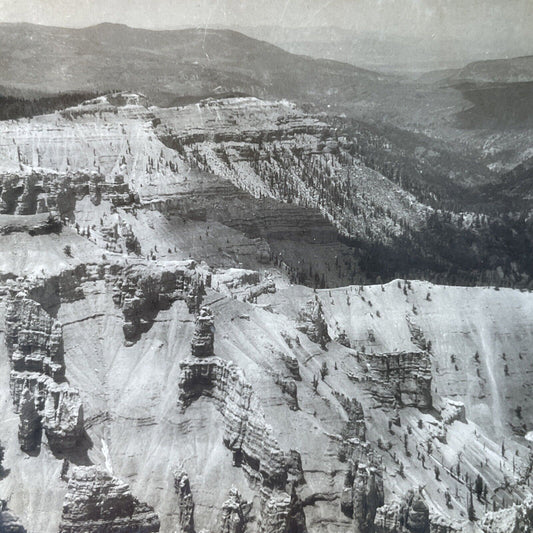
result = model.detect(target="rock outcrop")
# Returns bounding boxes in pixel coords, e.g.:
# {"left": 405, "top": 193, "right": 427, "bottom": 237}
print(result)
{"left": 374, "top": 491, "right": 461, "bottom": 533}
{"left": 341, "top": 444, "right": 384, "bottom": 533}
{"left": 217, "top": 487, "right": 251, "bottom": 533}
{"left": 296, "top": 298, "right": 330, "bottom": 348}
{"left": 111, "top": 262, "right": 209, "bottom": 344}
{"left": 59, "top": 466, "right": 160, "bottom": 533}
{"left": 5, "top": 288, "right": 83, "bottom": 453}
{"left": 190, "top": 306, "right": 215, "bottom": 358}
{"left": 258, "top": 486, "right": 307, "bottom": 533}
{"left": 364, "top": 351, "right": 432, "bottom": 409}
{"left": 0, "top": 170, "right": 132, "bottom": 217}
{"left": 173, "top": 468, "right": 195, "bottom": 533}
{"left": 18, "top": 386, "right": 41, "bottom": 452}
{"left": 479, "top": 496, "right": 533, "bottom": 533}
{"left": 179, "top": 307, "right": 308, "bottom": 529}
{"left": 334, "top": 393, "right": 367, "bottom": 442}
{"left": 0, "top": 500, "right": 27, "bottom": 533}
{"left": 276, "top": 350, "right": 301, "bottom": 381}
{"left": 440, "top": 399, "right": 466, "bottom": 426}
{"left": 179, "top": 357, "right": 289, "bottom": 489}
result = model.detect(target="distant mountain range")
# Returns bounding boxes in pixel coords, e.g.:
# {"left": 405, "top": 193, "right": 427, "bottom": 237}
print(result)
{"left": 0, "top": 22, "right": 385, "bottom": 105}
{"left": 231, "top": 25, "right": 533, "bottom": 74}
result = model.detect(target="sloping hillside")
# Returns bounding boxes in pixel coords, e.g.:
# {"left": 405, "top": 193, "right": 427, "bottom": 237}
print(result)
{"left": 0, "top": 230, "right": 532, "bottom": 532}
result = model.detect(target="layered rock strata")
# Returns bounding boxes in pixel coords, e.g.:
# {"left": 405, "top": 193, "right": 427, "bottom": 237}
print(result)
{"left": 179, "top": 309, "right": 308, "bottom": 531}
{"left": 364, "top": 351, "right": 432, "bottom": 409}
{"left": 258, "top": 486, "right": 307, "bottom": 533}
{"left": 5, "top": 288, "right": 83, "bottom": 453}
{"left": 111, "top": 262, "right": 209, "bottom": 344}
{"left": 59, "top": 465, "right": 160, "bottom": 533}
{"left": 190, "top": 306, "right": 215, "bottom": 358}
{"left": 0, "top": 171, "right": 133, "bottom": 217}
{"left": 374, "top": 490, "right": 460, "bottom": 533}
{"left": 179, "top": 356, "right": 289, "bottom": 489}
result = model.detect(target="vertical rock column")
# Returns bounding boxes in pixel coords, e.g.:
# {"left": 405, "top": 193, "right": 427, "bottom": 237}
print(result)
{"left": 4, "top": 286, "right": 83, "bottom": 453}
{"left": 190, "top": 306, "right": 215, "bottom": 357}
{"left": 174, "top": 468, "right": 195, "bottom": 533}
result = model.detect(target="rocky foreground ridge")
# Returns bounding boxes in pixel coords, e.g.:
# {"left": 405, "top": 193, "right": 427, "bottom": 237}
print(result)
{"left": 0, "top": 94, "right": 532, "bottom": 533}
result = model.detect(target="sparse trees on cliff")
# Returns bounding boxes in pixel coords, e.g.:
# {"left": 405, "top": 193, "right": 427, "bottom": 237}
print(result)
{"left": 320, "top": 362, "right": 329, "bottom": 380}
{"left": 467, "top": 490, "right": 476, "bottom": 521}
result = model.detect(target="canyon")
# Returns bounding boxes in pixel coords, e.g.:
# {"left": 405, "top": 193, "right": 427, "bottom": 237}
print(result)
{"left": 0, "top": 92, "right": 531, "bottom": 533}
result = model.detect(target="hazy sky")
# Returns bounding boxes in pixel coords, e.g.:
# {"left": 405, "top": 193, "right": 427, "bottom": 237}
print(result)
{"left": 0, "top": 0, "right": 531, "bottom": 49}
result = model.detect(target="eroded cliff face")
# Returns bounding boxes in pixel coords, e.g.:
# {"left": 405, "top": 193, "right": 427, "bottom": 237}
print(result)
{"left": 1, "top": 250, "right": 532, "bottom": 532}
{"left": 59, "top": 466, "right": 160, "bottom": 533}
{"left": 179, "top": 308, "right": 311, "bottom": 532}
{"left": 0, "top": 95, "right": 532, "bottom": 533}
{"left": 110, "top": 261, "right": 209, "bottom": 344}
{"left": 4, "top": 287, "right": 83, "bottom": 454}
{"left": 374, "top": 490, "right": 460, "bottom": 533}
{"left": 364, "top": 351, "right": 433, "bottom": 409}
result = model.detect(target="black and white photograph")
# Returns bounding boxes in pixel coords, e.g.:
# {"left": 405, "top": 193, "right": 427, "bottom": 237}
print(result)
{"left": 0, "top": 1, "right": 532, "bottom": 531}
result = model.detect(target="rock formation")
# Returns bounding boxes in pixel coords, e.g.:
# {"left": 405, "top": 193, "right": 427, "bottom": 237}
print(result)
{"left": 334, "top": 393, "right": 367, "bottom": 442}
{"left": 42, "top": 384, "right": 84, "bottom": 453}
{"left": 479, "top": 496, "right": 533, "bottom": 533}
{"left": 440, "top": 399, "right": 466, "bottom": 426}
{"left": 59, "top": 466, "right": 160, "bottom": 533}
{"left": 173, "top": 468, "right": 195, "bottom": 533}
{"left": 179, "top": 357, "right": 289, "bottom": 489}
{"left": 274, "top": 374, "right": 299, "bottom": 411}
{"left": 364, "top": 351, "right": 432, "bottom": 409}
{"left": 0, "top": 170, "right": 132, "bottom": 218}
{"left": 5, "top": 289, "right": 83, "bottom": 453}
{"left": 179, "top": 307, "right": 309, "bottom": 530}
{"left": 190, "top": 306, "right": 215, "bottom": 358}
{"left": 111, "top": 262, "right": 209, "bottom": 344}
{"left": 0, "top": 500, "right": 27, "bottom": 532}
{"left": 374, "top": 491, "right": 461, "bottom": 533}
{"left": 18, "top": 386, "right": 41, "bottom": 452}
{"left": 296, "top": 298, "right": 330, "bottom": 348}
{"left": 276, "top": 351, "right": 301, "bottom": 381}
{"left": 341, "top": 444, "right": 384, "bottom": 532}
{"left": 217, "top": 488, "right": 251, "bottom": 533}
{"left": 258, "top": 485, "right": 307, "bottom": 533}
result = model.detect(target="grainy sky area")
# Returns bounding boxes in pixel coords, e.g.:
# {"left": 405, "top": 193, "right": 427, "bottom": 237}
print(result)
{"left": 0, "top": 0, "right": 531, "bottom": 53}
